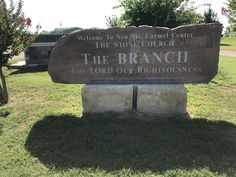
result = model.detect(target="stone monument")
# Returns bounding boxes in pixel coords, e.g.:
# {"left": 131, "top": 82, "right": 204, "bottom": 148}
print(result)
{"left": 48, "top": 23, "right": 222, "bottom": 116}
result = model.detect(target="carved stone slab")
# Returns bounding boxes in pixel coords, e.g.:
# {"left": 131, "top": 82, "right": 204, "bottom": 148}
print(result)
{"left": 48, "top": 23, "right": 222, "bottom": 84}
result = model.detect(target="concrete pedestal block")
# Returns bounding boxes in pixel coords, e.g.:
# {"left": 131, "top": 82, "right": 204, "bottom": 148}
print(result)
{"left": 82, "top": 84, "right": 187, "bottom": 116}
{"left": 82, "top": 85, "right": 133, "bottom": 113}
{"left": 137, "top": 85, "right": 187, "bottom": 115}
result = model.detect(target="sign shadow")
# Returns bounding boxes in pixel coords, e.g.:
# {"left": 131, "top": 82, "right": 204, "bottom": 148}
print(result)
{"left": 25, "top": 113, "right": 236, "bottom": 175}
{"left": 0, "top": 124, "right": 3, "bottom": 135}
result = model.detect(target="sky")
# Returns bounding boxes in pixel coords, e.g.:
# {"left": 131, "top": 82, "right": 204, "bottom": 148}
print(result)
{"left": 20, "top": 0, "right": 228, "bottom": 32}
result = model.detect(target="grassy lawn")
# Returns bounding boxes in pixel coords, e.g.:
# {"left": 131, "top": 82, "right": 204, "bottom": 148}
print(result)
{"left": 221, "top": 37, "right": 236, "bottom": 51}
{"left": 0, "top": 56, "right": 236, "bottom": 176}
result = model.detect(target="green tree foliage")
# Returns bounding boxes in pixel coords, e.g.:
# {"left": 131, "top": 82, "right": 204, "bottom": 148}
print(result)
{"left": 227, "top": 0, "right": 236, "bottom": 35}
{"left": 0, "top": 0, "right": 36, "bottom": 104}
{"left": 203, "top": 7, "right": 219, "bottom": 23}
{"left": 227, "top": 0, "right": 236, "bottom": 22}
{"left": 117, "top": 0, "right": 203, "bottom": 28}
{"left": 105, "top": 15, "right": 120, "bottom": 27}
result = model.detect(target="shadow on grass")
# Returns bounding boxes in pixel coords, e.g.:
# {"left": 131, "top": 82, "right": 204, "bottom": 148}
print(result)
{"left": 0, "top": 107, "right": 10, "bottom": 117}
{"left": 0, "top": 124, "right": 3, "bottom": 135}
{"left": 25, "top": 114, "right": 236, "bottom": 175}
{"left": 220, "top": 43, "right": 232, "bottom": 46}
{"left": 10, "top": 66, "right": 48, "bottom": 75}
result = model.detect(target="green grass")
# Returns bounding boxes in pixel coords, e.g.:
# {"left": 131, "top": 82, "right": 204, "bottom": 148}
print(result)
{"left": 0, "top": 57, "right": 236, "bottom": 177}
{"left": 221, "top": 37, "right": 236, "bottom": 51}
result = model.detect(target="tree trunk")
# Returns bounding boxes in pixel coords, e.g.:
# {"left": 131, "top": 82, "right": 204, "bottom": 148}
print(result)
{"left": 0, "top": 66, "right": 8, "bottom": 105}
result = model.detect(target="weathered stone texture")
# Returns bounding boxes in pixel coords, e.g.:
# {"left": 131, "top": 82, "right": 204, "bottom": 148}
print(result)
{"left": 82, "top": 84, "right": 187, "bottom": 115}
{"left": 82, "top": 85, "right": 133, "bottom": 113}
{"left": 49, "top": 23, "right": 223, "bottom": 84}
{"left": 137, "top": 85, "right": 187, "bottom": 115}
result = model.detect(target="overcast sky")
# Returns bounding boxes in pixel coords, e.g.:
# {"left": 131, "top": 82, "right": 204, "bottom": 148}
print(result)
{"left": 21, "top": 0, "right": 228, "bottom": 32}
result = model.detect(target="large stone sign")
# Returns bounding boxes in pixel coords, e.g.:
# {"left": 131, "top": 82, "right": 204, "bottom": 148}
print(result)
{"left": 48, "top": 23, "right": 222, "bottom": 84}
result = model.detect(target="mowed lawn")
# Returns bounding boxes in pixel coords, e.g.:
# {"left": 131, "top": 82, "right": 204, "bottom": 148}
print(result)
{"left": 221, "top": 37, "right": 236, "bottom": 51}
{"left": 0, "top": 56, "right": 236, "bottom": 177}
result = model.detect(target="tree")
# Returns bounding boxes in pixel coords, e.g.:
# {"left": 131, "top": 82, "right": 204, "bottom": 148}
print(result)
{"left": 175, "top": 1, "right": 203, "bottom": 25}
{"left": 203, "top": 7, "right": 219, "bottom": 23}
{"left": 0, "top": 0, "right": 35, "bottom": 104}
{"left": 227, "top": 0, "right": 236, "bottom": 35}
{"left": 117, "top": 0, "right": 203, "bottom": 28}
{"left": 105, "top": 15, "right": 120, "bottom": 27}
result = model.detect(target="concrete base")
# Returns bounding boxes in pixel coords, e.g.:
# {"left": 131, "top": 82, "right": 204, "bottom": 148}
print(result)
{"left": 82, "top": 84, "right": 187, "bottom": 116}
{"left": 82, "top": 85, "right": 133, "bottom": 113}
{"left": 137, "top": 85, "right": 187, "bottom": 115}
